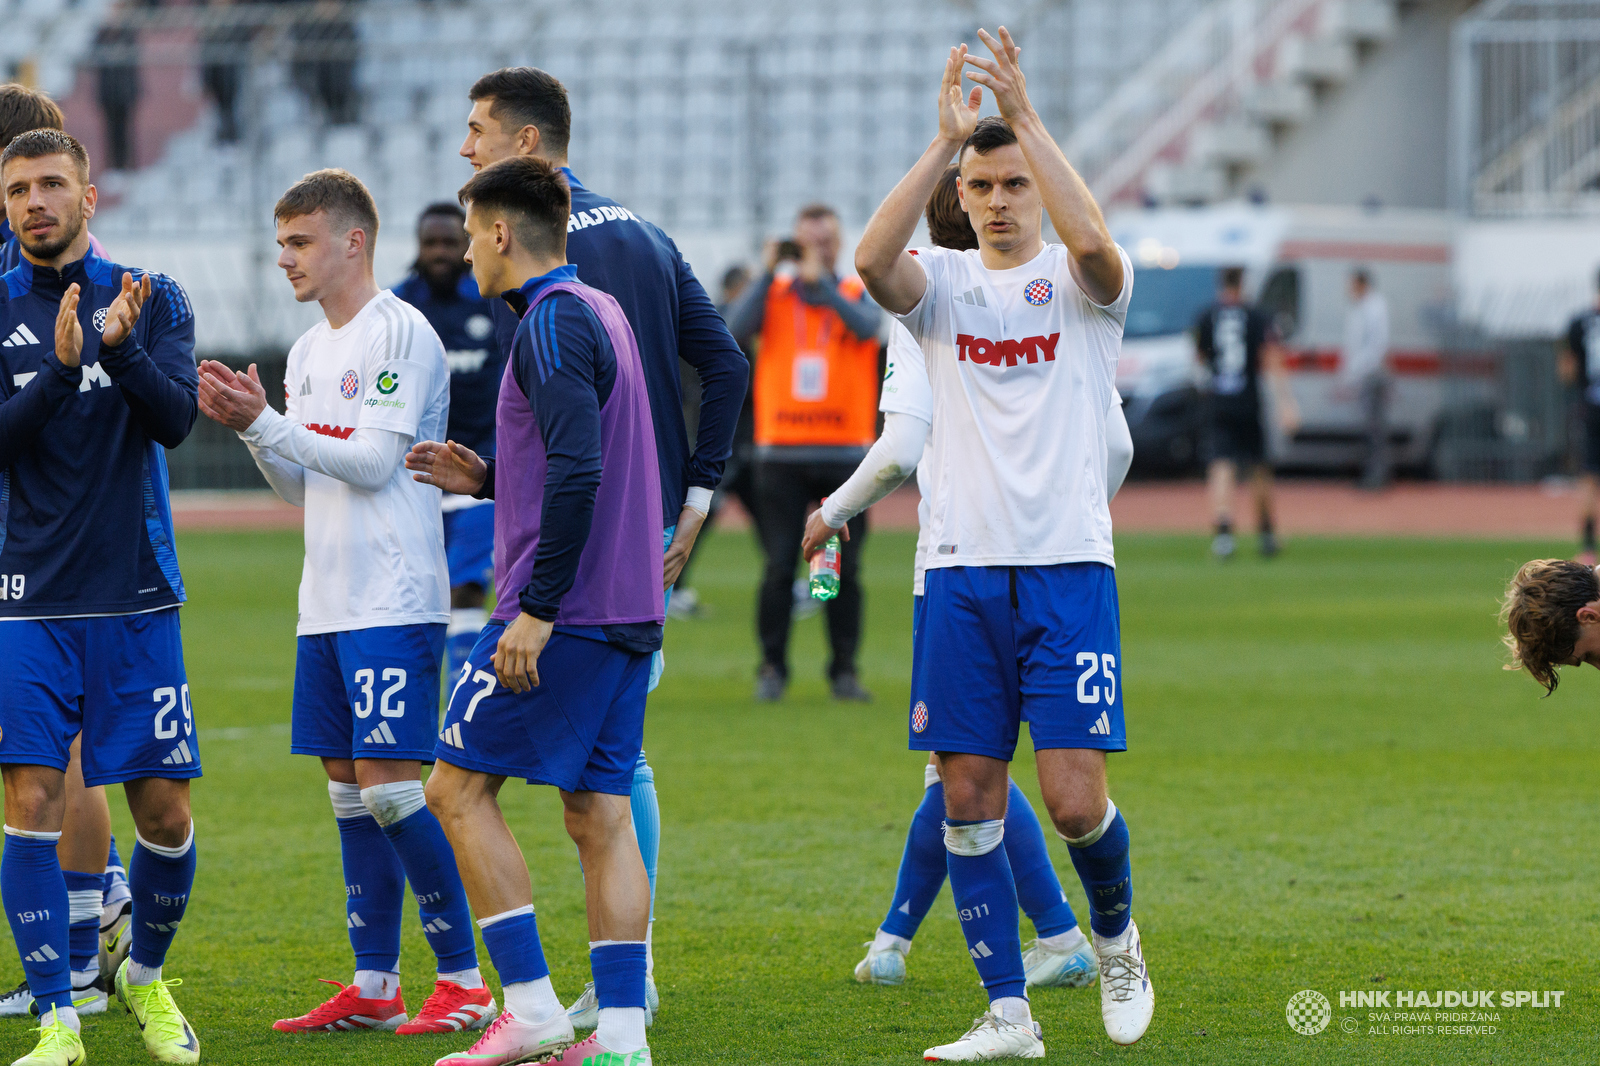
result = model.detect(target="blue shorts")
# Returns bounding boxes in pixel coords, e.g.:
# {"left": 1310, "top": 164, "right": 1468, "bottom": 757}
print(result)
{"left": 435, "top": 623, "right": 650, "bottom": 795}
{"left": 292, "top": 624, "right": 447, "bottom": 762}
{"left": 0, "top": 609, "right": 200, "bottom": 787}
{"left": 910, "top": 563, "right": 1126, "bottom": 759}
{"left": 443, "top": 503, "right": 495, "bottom": 590}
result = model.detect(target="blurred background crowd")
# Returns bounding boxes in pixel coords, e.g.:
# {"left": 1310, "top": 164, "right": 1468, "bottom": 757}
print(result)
{"left": 9, "top": 0, "right": 1600, "bottom": 687}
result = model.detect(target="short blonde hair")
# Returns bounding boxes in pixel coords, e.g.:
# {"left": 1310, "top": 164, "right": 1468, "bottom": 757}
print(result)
{"left": 274, "top": 168, "right": 379, "bottom": 257}
{"left": 1500, "top": 558, "right": 1600, "bottom": 694}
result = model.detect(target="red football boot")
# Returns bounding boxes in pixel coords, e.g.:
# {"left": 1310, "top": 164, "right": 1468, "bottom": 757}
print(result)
{"left": 272, "top": 979, "right": 407, "bottom": 1032}
{"left": 396, "top": 979, "right": 498, "bottom": 1034}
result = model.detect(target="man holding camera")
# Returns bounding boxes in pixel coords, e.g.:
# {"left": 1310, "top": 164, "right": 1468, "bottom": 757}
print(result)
{"left": 726, "top": 204, "right": 882, "bottom": 703}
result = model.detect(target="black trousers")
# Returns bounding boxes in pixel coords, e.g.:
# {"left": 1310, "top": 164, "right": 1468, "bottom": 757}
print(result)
{"left": 754, "top": 458, "right": 868, "bottom": 680}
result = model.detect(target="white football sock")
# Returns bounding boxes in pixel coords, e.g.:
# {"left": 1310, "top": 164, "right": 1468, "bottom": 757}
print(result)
{"left": 596, "top": 1006, "right": 647, "bottom": 1052}
{"left": 41, "top": 1005, "right": 79, "bottom": 1033}
{"left": 71, "top": 967, "right": 98, "bottom": 991}
{"left": 125, "top": 961, "right": 161, "bottom": 986}
{"left": 438, "top": 967, "right": 484, "bottom": 990}
{"left": 353, "top": 969, "right": 399, "bottom": 1000}
{"left": 1036, "top": 927, "right": 1087, "bottom": 952}
{"left": 645, "top": 921, "right": 654, "bottom": 979}
{"left": 872, "top": 928, "right": 912, "bottom": 955}
{"left": 502, "top": 976, "right": 562, "bottom": 1024}
{"left": 992, "top": 996, "right": 1032, "bottom": 1025}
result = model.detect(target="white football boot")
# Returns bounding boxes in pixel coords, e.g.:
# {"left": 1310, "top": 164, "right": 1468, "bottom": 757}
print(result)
{"left": 853, "top": 939, "right": 907, "bottom": 986}
{"left": 922, "top": 1013, "right": 1044, "bottom": 1061}
{"left": 1022, "top": 928, "right": 1098, "bottom": 989}
{"left": 564, "top": 977, "right": 657, "bottom": 1030}
{"left": 1094, "top": 919, "right": 1153, "bottom": 1044}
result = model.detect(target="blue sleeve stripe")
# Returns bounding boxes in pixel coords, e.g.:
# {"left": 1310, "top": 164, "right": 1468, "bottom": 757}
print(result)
{"left": 533, "top": 300, "right": 562, "bottom": 384}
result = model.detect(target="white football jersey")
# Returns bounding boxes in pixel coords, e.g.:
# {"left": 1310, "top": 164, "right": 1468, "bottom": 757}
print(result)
{"left": 285, "top": 290, "right": 451, "bottom": 635}
{"left": 879, "top": 321, "right": 934, "bottom": 596}
{"left": 893, "top": 243, "right": 1133, "bottom": 571}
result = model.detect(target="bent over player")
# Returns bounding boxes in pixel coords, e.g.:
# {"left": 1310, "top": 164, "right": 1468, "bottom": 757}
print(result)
{"left": 407, "top": 156, "right": 663, "bottom": 1066}
{"left": 1500, "top": 558, "right": 1600, "bottom": 691}
{"left": 196, "top": 170, "right": 491, "bottom": 1036}
{"left": 0, "top": 129, "right": 201, "bottom": 1066}
{"left": 855, "top": 31, "right": 1153, "bottom": 1058}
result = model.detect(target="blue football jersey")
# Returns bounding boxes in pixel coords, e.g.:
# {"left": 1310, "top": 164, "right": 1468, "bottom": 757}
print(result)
{"left": 393, "top": 272, "right": 502, "bottom": 456}
{"left": 0, "top": 248, "right": 198, "bottom": 618}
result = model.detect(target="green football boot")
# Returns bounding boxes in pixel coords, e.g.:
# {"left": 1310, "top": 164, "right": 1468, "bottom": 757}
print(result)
{"left": 10, "top": 1007, "right": 85, "bottom": 1066}
{"left": 114, "top": 961, "right": 198, "bottom": 1064}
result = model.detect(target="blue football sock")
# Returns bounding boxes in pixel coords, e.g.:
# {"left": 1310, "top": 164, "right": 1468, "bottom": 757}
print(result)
{"left": 944, "top": 819, "right": 1026, "bottom": 1003}
{"left": 880, "top": 779, "right": 948, "bottom": 941}
{"left": 446, "top": 608, "right": 485, "bottom": 684}
{"left": 104, "top": 834, "right": 130, "bottom": 907}
{"left": 63, "top": 870, "right": 104, "bottom": 978}
{"left": 378, "top": 806, "right": 478, "bottom": 972}
{"left": 1065, "top": 802, "right": 1132, "bottom": 939}
{"left": 1004, "top": 780, "right": 1079, "bottom": 939}
{"left": 630, "top": 753, "right": 659, "bottom": 921}
{"left": 3, "top": 830, "right": 72, "bottom": 1013}
{"left": 128, "top": 828, "right": 197, "bottom": 970}
{"left": 478, "top": 907, "right": 549, "bottom": 986}
{"left": 337, "top": 814, "right": 404, "bottom": 973}
{"left": 591, "top": 941, "right": 647, "bottom": 1009}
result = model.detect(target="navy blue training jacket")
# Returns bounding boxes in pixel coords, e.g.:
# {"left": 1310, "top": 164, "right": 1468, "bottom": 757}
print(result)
{"left": 392, "top": 271, "right": 503, "bottom": 456}
{"left": 0, "top": 248, "right": 198, "bottom": 618}
{"left": 491, "top": 167, "right": 748, "bottom": 524}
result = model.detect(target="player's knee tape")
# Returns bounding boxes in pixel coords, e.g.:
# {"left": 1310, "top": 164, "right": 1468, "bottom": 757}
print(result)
{"left": 328, "top": 780, "right": 367, "bottom": 821}
{"left": 3, "top": 825, "right": 62, "bottom": 841}
{"left": 360, "top": 780, "right": 427, "bottom": 828}
{"left": 923, "top": 763, "right": 942, "bottom": 789}
{"left": 135, "top": 822, "right": 194, "bottom": 859}
{"left": 944, "top": 819, "right": 1005, "bottom": 857}
{"left": 1059, "top": 799, "right": 1118, "bottom": 848}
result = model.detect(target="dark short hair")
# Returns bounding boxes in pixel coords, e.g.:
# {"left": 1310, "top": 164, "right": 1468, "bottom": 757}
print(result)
{"left": 457, "top": 155, "right": 570, "bottom": 256}
{"left": 1220, "top": 266, "right": 1245, "bottom": 290}
{"left": 417, "top": 201, "right": 466, "bottom": 230}
{"left": 0, "top": 128, "right": 88, "bottom": 184}
{"left": 722, "top": 264, "right": 750, "bottom": 292}
{"left": 274, "top": 168, "right": 380, "bottom": 256}
{"left": 927, "top": 165, "right": 977, "bottom": 251}
{"left": 1501, "top": 558, "right": 1600, "bottom": 695}
{"left": 469, "top": 67, "right": 571, "bottom": 157}
{"left": 959, "top": 116, "right": 1018, "bottom": 168}
{"left": 1351, "top": 266, "right": 1372, "bottom": 286}
{"left": 0, "top": 85, "right": 64, "bottom": 151}
{"left": 796, "top": 202, "right": 838, "bottom": 224}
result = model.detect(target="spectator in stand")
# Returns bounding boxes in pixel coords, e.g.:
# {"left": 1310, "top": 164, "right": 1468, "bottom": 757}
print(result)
{"left": 1341, "top": 267, "right": 1391, "bottom": 490}
{"left": 289, "top": 0, "right": 361, "bottom": 125}
{"left": 200, "top": 0, "right": 253, "bottom": 144}
{"left": 670, "top": 264, "right": 755, "bottom": 619}
{"left": 95, "top": 5, "right": 142, "bottom": 171}
{"left": 1559, "top": 269, "right": 1600, "bottom": 564}
{"left": 725, "top": 204, "right": 882, "bottom": 703}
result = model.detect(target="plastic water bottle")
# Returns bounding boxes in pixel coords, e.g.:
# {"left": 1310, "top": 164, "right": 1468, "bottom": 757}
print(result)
{"left": 809, "top": 534, "right": 841, "bottom": 600}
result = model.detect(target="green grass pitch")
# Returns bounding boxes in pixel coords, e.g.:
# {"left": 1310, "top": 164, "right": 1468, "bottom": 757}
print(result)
{"left": 6, "top": 528, "right": 1596, "bottom": 1064}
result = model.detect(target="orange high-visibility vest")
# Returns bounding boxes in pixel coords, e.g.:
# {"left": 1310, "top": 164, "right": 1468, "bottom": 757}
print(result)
{"left": 753, "top": 274, "right": 880, "bottom": 448}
